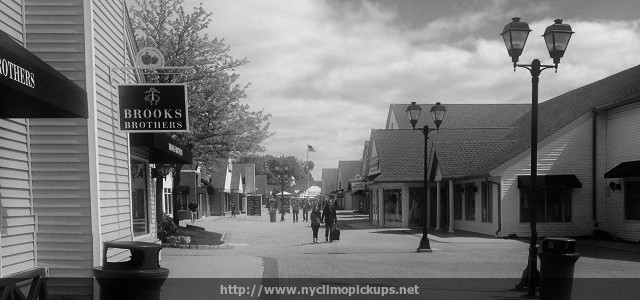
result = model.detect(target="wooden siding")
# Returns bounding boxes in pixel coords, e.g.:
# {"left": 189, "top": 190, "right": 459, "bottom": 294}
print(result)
{"left": 0, "top": 0, "right": 24, "bottom": 41}
{"left": 24, "top": 0, "right": 94, "bottom": 281}
{"left": 0, "top": 1, "right": 38, "bottom": 278}
{"left": 602, "top": 102, "right": 640, "bottom": 241}
{"left": 499, "top": 116, "right": 594, "bottom": 237}
{"left": 0, "top": 118, "right": 37, "bottom": 277}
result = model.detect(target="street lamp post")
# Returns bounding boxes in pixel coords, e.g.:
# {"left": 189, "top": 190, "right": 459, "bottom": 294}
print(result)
{"left": 501, "top": 17, "right": 574, "bottom": 297}
{"left": 273, "top": 165, "right": 291, "bottom": 221}
{"left": 406, "top": 101, "right": 446, "bottom": 253}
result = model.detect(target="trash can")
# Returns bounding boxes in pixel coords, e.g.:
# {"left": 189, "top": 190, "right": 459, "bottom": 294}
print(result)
{"left": 538, "top": 237, "right": 580, "bottom": 300}
{"left": 93, "top": 241, "right": 170, "bottom": 300}
{"left": 270, "top": 209, "right": 277, "bottom": 222}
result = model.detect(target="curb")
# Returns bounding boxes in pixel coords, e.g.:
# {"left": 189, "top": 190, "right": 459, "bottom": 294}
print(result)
{"left": 162, "top": 231, "right": 230, "bottom": 250}
{"left": 162, "top": 242, "right": 229, "bottom": 250}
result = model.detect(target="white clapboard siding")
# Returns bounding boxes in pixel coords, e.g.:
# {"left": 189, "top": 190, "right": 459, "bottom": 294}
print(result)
{"left": 603, "top": 102, "right": 640, "bottom": 241}
{"left": 91, "top": 0, "right": 140, "bottom": 247}
{"left": 24, "top": 0, "right": 94, "bottom": 281}
{"left": 0, "top": 0, "right": 24, "bottom": 41}
{"left": 499, "top": 115, "right": 594, "bottom": 237}
{"left": 1, "top": 117, "right": 37, "bottom": 277}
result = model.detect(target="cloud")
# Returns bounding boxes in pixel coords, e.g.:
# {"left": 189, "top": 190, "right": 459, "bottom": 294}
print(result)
{"left": 185, "top": 0, "right": 640, "bottom": 179}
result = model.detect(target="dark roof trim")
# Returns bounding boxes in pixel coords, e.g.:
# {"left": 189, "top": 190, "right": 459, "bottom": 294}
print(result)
{"left": 594, "top": 96, "right": 640, "bottom": 112}
{"left": 0, "top": 30, "right": 88, "bottom": 118}
{"left": 517, "top": 175, "right": 582, "bottom": 189}
{"left": 604, "top": 161, "right": 640, "bottom": 178}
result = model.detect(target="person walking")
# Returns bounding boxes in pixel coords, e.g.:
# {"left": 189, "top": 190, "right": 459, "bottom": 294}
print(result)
{"left": 292, "top": 201, "right": 300, "bottom": 222}
{"left": 321, "top": 200, "right": 337, "bottom": 242}
{"left": 302, "top": 201, "right": 309, "bottom": 222}
{"left": 230, "top": 203, "right": 236, "bottom": 218}
{"left": 310, "top": 204, "right": 321, "bottom": 243}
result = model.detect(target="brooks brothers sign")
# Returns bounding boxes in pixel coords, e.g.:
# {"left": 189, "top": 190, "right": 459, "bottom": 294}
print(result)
{"left": 118, "top": 84, "right": 189, "bottom": 132}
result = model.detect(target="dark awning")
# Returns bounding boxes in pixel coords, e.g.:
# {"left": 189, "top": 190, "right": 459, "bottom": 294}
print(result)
{"left": 0, "top": 30, "right": 87, "bottom": 118}
{"left": 517, "top": 175, "right": 582, "bottom": 189}
{"left": 130, "top": 133, "right": 193, "bottom": 165}
{"left": 604, "top": 161, "right": 640, "bottom": 178}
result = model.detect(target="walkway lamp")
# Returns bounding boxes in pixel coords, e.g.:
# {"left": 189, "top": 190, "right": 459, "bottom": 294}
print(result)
{"left": 500, "top": 17, "right": 574, "bottom": 297}
{"left": 406, "top": 101, "right": 446, "bottom": 252}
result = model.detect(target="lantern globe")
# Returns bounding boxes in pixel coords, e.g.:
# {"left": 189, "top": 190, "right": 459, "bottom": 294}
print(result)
{"left": 500, "top": 17, "right": 532, "bottom": 64}
{"left": 543, "top": 19, "right": 574, "bottom": 65}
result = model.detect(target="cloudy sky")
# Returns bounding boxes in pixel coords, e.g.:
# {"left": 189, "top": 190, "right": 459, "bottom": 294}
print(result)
{"left": 183, "top": 0, "right": 640, "bottom": 180}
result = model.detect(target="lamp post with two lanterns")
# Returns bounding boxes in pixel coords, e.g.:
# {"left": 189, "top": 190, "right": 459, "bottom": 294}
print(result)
{"left": 500, "top": 17, "right": 574, "bottom": 297}
{"left": 405, "top": 101, "right": 446, "bottom": 252}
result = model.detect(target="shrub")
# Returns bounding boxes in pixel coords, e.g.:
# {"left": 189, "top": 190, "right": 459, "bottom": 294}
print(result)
{"left": 159, "top": 214, "right": 178, "bottom": 241}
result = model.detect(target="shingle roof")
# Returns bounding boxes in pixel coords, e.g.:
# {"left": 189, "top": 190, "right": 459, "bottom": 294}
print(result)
{"left": 383, "top": 63, "right": 640, "bottom": 179}
{"left": 321, "top": 168, "right": 339, "bottom": 194}
{"left": 487, "top": 64, "right": 640, "bottom": 170}
{"left": 389, "top": 103, "right": 530, "bottom": 130}
{"left": 207, "top": 158, "right": 230, "bottom": 189}
{"left": 338, "top": 161, "right": 362, "bottom": 190}
{"left": 370, "top": 128, "right": 516, "bottom": 182}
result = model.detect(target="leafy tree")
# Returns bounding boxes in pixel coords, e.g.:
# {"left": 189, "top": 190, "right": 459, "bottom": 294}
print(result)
{"left": 130, "top": 0, "right": 273, "bottom": 227}
{"left": 236, "top": 155, "right": 315, "bottom": 185}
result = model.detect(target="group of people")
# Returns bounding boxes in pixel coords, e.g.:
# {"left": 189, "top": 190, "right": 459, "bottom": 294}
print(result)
{"left": 287, "top": 199, "right": 340, "bottom": 243}
{"left": 310, "top": 200, "right": 338, "bottom": 243}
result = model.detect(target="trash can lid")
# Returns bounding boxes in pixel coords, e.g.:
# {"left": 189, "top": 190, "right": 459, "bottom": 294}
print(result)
{"left": 104, "top": 241, "right": 162, "bottom": 250}
{"left": 541, "top": 237, "right": 576, "bottom": 254}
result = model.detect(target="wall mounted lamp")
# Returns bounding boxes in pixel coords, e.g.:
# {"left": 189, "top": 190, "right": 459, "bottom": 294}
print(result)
{"left": 609, "top": 181, "right": 621, "bottom": 192}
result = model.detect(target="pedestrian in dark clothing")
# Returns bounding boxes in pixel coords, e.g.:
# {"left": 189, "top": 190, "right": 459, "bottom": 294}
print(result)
{"left": 302, "top": 201, "right": 309, "bottom": 222}
{"left": 230, "top": 203, "right": 236, "bottom": 218}
{"left": 321, "top": 201, "right": 338, "bottom": 242}
{"left": 293, "top": 202, "right": 299, "bottom": 222}
{"left": 310, "top": 205, "right": 322, "bottom": 243}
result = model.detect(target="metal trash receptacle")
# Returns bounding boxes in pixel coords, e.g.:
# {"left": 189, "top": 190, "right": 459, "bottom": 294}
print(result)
{"left": 538, "top": 237, "right": 580, "bottom": 300}
{"left": 93, "top": 241, "right": 169, "bottom": 300}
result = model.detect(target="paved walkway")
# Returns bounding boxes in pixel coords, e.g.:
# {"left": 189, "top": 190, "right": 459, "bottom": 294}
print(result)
{"left": 160, "top": 207, "right": 640, "bottom": 299}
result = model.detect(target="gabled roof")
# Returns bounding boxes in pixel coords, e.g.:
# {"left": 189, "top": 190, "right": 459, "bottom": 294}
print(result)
{"left": 383, "top": 63, "right": 640, "bottom": 179}
{"left": 207, "top": 158, "right": 231, "bottom": 189}
{"left": 321, "top": 168, "right": 339, "bottom": 194}
{"left": 388, "top": 103, "right": 530, "bottom": 130}
{"left": 488, "top": 64, "right": 640, "bottom": 170}
{"left": 338, "top": 161, "right": 362, "bottom": 190}
{"left": 369, "top": 128, "right": 515, "bottom": 182}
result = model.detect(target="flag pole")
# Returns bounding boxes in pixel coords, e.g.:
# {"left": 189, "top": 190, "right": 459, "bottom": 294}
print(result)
{"left": 307, "top": 144, "right": 310, "bottom": 201}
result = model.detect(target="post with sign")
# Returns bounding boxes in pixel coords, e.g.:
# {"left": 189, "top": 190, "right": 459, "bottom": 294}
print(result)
{"left": 247, "top": 195, "right": 262, "bottom": 216}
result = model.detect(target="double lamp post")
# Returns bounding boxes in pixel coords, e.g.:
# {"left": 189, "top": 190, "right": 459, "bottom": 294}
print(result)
{"left": 406, "top": 101, "right": 446, "bottom": 253}
{"left": 500, "top": 17, "right": 574, "bottom": 296}
{"left": 272, "top": 165, "right": 292, "bottom": 222}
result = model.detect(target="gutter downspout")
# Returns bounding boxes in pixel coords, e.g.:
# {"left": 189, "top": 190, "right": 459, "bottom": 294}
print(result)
{"left": 592, "top": 110, "right": 598, "bottom": 227}
{"left": 494, "top": 180, "right": 502, "bottom": 237}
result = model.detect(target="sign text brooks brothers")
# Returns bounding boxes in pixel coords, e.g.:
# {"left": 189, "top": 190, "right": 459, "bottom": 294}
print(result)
{"left": 118, "top": 84, "right": 189, "bottom": 132}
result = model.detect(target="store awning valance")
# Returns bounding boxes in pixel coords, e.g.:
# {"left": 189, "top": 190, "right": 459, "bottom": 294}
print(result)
{"left": 0, "top": 30, "right": 87, "bottom": 118}
{"left": 604, "top": 161, "right": 640, "bottom": 178}
{"left": 517, "top": 175, "right": 582, "bottom": 189}
{"left": 129, "top": 133, "right": 193, "bottom": 165}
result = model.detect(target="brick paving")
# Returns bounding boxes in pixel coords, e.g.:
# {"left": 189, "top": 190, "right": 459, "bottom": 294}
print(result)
{"left": 161, "top": 207, "right": 640, "bottom": 299}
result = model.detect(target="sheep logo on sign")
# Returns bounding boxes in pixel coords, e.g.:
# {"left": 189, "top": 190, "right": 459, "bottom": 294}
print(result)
{"left": 144, "top": 87, "right": 160, "bottom": 105}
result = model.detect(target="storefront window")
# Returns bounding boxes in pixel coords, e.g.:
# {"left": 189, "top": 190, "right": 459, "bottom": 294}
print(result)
{"left": 370, "top": 189, "right": 379, "bottom": 224}
{"left": 163, "top": 188, "right": 172, "bottom": 215}
{"left": 384, "top": 189, "right": 402, "bottom": 224}
{"left": 481, "top": 182, "right": 492, "bottom": 222}
{"left": 624, "top": 180, "right": 640, "bottom": 220}
{"left": 520, "top": 187, "right": 571, "bottom": 222}
{"left": 131, "top": 160, "right": 149, "bottom": 236}
{"left": 409, "top": 187, "right": 424, "bottom": 227}
{"left": 464, "top": 184, "right": 476, "bottom": 220}
{"left": 454, "top": 184, "right": 462, "bottom": 220}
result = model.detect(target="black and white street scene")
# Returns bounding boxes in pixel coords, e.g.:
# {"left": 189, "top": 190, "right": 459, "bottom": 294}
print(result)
{"left": 2, "top": 0, "right": 640, "bottom": 299}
